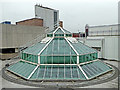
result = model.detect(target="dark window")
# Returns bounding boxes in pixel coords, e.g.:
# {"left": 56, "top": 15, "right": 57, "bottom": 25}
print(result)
{"left": 55, "top": 34, "right": 64, "bottom": 37}
{"left": 0, "top": 48, "right": 15, "bottom": 53}
{"left": 47, "top": 34, "right": 53, "bottom": 37}
{"left": 54, "top": 11, "right": 57, "bottom": 24}
{"left": 85, "top": 29, "right": 88, "bottom": 37}
{"left": 66, "top": 34, "right": 72, "bottom": 37}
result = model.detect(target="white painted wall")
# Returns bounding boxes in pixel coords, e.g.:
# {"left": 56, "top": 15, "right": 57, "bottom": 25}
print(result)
{"left": 85, "top": 37, "right": 103, "bottom": 58}
{"left": 89, "top": 24, "right": 119, "bottom": 36}
{"left": 35, "top": 5, "right": 59, "bottom": 31}
{"left": 82, "top": 36, "right": 120, "bottom": 61}
{"left": 104, "top": 36, "right": 119, "bottom": 60}
{"left": 85, "top": 39, "right": 102, "bottom": 47}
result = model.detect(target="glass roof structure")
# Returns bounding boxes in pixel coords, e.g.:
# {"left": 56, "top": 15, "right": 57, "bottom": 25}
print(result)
{"left": 7, "top": 26, "right": 112, "bottom": 80}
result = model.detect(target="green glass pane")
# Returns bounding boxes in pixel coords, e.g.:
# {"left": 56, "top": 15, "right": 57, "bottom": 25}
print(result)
{"left": 72, "top": 66, "right": 78, "bottom": 79}
{"left": 81, "top": 61, "right": 112, "bottom": 79}
{"left": 55, "top": 34, "right": 64, "bottom": 37}
{"left": 65, "top": 66, "right": 71, "bottom": 79}
{"left": 70, "top": 41, "right": 97, "bottom": 55}
{"left": 55, "top": 28, "right": 64, "bottom": 34}
{"left": 23, "top": 42, "right": 46, "bottom": 55}
{"left": 79, "top": 56, "right": 82, "bottom": 63}
{"left": 40, "top": 56, "right": 77, "bottom": 64}
{"left": 7, "top": 61, "right": 37, "bottom": 79}
{"left": 59, "top": 66, "right": 64, "bottom": 79}
{"left": 45, "top": 66, "right": 51, "bottom": 79}
{"left": 41, "top": 38, "right": 76, "bottom": 56}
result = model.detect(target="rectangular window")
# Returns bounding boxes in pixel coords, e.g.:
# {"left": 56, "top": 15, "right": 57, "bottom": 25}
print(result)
{"left": 55, "top": 34, "right": 64, "bottom": 37}
{"left": 47, "top": 34, "right": 53, "bottom": 37}
{"left": 54, "top": 11, "right": 57, "bottom": 24}
{"left": 66, "top": 34, "right": 72, "bottom": 37}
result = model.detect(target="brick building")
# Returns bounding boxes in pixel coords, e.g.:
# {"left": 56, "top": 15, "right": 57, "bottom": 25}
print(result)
{"left": 16, "top": 18, "right": 43, "bottom": 26}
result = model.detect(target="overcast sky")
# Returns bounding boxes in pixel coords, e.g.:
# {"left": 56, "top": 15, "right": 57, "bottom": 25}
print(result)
{"left": 0, "top": 0, "right": 119, "bottom": 32}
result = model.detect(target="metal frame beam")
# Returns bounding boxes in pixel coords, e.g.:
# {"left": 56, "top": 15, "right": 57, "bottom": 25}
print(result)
{"left": 27, "top": 65, "right": 39, "bottom": 79}
{"left": 64, "top": 37, "right": 79, "bottom": 64}
{"left": 38, "top": 37, "right": 54, "bottom": 64}
{"left": 53, "top": 26, "right": 61, "bottom": 37}
{"left": 78, "top": 65, "right": 89, "bottom": 80}
{"left": 59, "top": 26, "right": 65, "bottom": 37}
{"left": 21, "top": 59, "right": 98, "bottom": 66}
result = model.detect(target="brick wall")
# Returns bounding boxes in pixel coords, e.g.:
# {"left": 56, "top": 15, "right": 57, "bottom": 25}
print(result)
{"left": 59, "top": 21, "right": 63, "bottom": 28}
{"left": 16, "top": 18, "right": 43, "bottom": 26}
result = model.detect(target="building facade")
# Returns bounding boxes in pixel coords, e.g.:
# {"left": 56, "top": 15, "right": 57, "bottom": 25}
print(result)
{"left": 88, "top": 24, "right": 119, "bottom": 36}
{"left": 35, "top": 5, "right": 59, "bottom": 31}
{"left": 84, "top": 24, "right": 120, "bottom": 61}
{"left": 0, "top": 23, "right": 47, "bottom": 59}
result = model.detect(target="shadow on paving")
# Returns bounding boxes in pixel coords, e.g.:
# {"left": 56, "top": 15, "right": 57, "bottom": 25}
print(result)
{"left": 1, "top": 88, "right": 118, "bottom": 90}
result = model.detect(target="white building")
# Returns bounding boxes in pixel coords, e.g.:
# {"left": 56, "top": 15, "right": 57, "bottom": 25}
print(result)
{"left": 88, "top": 24, "right": 119, "bottom": 36}
{"left": 84, "top": 24, "right": 120, "bottom": 61}
{"left": 35, "top": 5, "right": 59, "bottom": 31}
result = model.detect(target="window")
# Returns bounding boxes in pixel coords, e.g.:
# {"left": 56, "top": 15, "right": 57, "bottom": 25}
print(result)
{"left": 66, "top": 34, "right": 72, "bottom": 37}
{"left": 47, "top": 34, "right": 53, "bottom": 37}
{"left": 55, "top": 34, "right": 64, "bottom": 37}
{"left": 54, "top": 11, "right": 58, "bottom": 24}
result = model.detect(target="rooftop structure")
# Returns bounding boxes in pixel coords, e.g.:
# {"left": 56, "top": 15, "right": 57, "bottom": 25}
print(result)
{"left": 35, "top": 5, "right": 59, "bottom": 30}
{"left": 7, "top": 27, "right": 112, "bottom": 80}
{"left": 86, "top": 24, "right": 120, "bottom": 36}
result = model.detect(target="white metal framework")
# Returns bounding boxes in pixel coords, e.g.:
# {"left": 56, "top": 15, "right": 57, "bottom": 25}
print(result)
{"left": 38, "top": 37, "right": 54, "bottom": 63}
{"left": 64, "top": 37, "right": 79, "bottom": 64}
{"left": 37, "top": 26, "right": 80, "bottom": 64}
{"left": 78, "top": 65, "right": 89, "bottom": 80}
{"left": 27, "top": 65, "right": 39, "bottom": 79}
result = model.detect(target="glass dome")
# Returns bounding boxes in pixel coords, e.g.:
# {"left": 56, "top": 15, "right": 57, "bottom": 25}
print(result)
{"left": 7, "top": 27, "right": 112, "bottom": 80}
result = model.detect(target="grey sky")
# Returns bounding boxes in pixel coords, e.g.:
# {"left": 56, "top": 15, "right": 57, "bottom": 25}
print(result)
{"left": 0, "top": 0, "right": 119, "bottom": 33}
